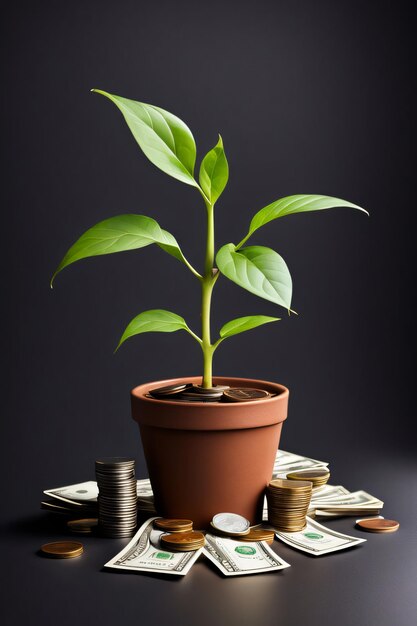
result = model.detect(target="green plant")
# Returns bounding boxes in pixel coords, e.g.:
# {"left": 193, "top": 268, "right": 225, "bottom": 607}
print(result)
{"left": 52, "top": 90, "right": 368, "bottom": 388}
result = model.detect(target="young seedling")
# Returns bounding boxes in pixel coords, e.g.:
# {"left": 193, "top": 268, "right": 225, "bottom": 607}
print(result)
{"left": 52, "top": 91, "right": 368, "bottom": 388}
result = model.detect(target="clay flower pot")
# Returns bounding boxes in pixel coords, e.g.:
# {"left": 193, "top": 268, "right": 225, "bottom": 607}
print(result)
{"left": 131, "top": 376, "right": 289, "bottom": 529}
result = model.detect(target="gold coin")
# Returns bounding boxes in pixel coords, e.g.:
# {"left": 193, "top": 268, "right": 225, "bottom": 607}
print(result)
{"left": 67, "top": 518, "right": 98, "bottom": 534}
{"left": 160, "top": 531, "right": 205, "bottom": 551}
{"left": 239, "top": 529, "right": 275, "bottom": 544}
{"left": 154, "top": 518, "right": 193, "bottom": 532}
{"left": 41, "top": 541, "right": 83, "bottom": 558}
{"left": 356, "top": 519, "right": 399, "bottom": 533}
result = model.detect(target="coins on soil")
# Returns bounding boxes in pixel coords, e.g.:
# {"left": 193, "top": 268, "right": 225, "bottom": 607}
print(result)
{"left": 148, "top": 383, "right": 192, "bottom": 399}
{"left": 211, "top": 512, "right": 251, "bottom": 534}
{"left": 223, "top": 388, "right": 271, "bottom": 402}
{"left": 41, "top": 541, "right": 83, "bottom": 558}
{"left": 356, "top": 518, "right": 399, "bottom": 533}
{"left": 160, "top": 531, "right": 205, "bottom": 551}
{"left": 153, "top": 518, "right": 193, "bottom": 533}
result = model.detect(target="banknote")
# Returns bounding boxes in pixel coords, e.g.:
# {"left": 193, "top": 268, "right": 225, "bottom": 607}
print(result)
{"left": 275, "top": 517, "right": 366, "bottom": 555}
{"left": 311, "top": 491, "right": 383, "bottom": 511}
{"left": 273, "top": 450, "right": 329, "bottom": 478}
{"left": 310, "top": 485, "right": 350, "bottom": 501}
{"left": 44, "top": 481, "right": 98, "bottom": 505}
{"left": 203, "top": 534, "right": 291, "bottom": 576}
{"left": 105, "top": 517, "right": 203, "bottom": 576}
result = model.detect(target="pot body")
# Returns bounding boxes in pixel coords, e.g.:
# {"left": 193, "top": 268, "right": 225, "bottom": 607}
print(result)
{"left": 131, "top": 376, "right": 289, "bottom": 529}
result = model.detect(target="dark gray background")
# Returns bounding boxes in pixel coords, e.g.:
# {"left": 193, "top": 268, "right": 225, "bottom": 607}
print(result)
{"left": 1, "top": 1, "right": 416, "bottom": 625}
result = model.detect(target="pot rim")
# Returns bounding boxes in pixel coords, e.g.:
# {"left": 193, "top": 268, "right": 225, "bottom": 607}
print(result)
{"left": 131, "top": 376, "right": 289, "bottom": 431}
{"left": 131, "top": 375, "right": 289, "bottom": 408}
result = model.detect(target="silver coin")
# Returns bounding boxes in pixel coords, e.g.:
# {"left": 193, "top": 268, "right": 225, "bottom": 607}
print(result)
{"left": 211, "top": 512, "right": 251, "bottom": 534}
{"left": 191, "top": 385, "right": 224, "bottom": 397}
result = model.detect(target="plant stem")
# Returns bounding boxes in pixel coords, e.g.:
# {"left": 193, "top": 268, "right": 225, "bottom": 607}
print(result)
{"left": 201, "top": 202, "right": 215, "bottom": 387}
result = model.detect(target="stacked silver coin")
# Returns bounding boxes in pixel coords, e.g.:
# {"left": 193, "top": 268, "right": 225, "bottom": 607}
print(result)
{"left": 95, "top": 457, "right": 137, "bottom": 538}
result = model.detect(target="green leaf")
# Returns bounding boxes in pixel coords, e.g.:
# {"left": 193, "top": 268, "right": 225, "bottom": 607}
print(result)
{"left": 92, "top": 90, "right": 198, "bottom": 187}
{"left": 199, "top": 135, "right": 229, "bottom": 204}
{"left": 51, "top": 215, "right": 187, "bottom": 285}
{"left": 243, "top": 194, "right": 368, "bottom": 243}
{"left": 116, "top": 309, "right": 192, "bottom": 351}
{"left": 219, "top": 315, "right": 280, "bottom": 339}
{"left": 216, "top": 244, "right": 292, "bottom": 309}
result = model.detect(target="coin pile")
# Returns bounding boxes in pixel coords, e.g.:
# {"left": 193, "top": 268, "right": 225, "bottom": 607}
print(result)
{"left": 154, "top": 518, "right": 193, "bottom": 533}
{"left": 160, "top": 531, "right": 205, "bottom": 552}
{"left": 266, "top": 478, "right": 313, "bottom": 532}
{"left": 148, "top": 383, "right": 271, "bottom": 403}
{"left": 95, "top": 457, "right": 137, "bottom": 538}
{"left": 286, "top": 468, "right": 330, "bottom": 488}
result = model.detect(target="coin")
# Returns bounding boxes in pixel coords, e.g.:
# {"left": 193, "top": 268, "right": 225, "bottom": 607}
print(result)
{"left": 95, "top": 457, "right": 135, "bottom": 467}
{"left": 191, "top": 385, "right": 225, "bottom": 397}
{"left": 173, "top": 391, "right": 220, "bottom": 402}
{"left": 148, "top": 383, "right": 192, "bottom": 398}
{"left": 209, "top": 521, "right": 250, "bottom": 537}
{"left": 160, "top": 531, "right": 205, "bottom": 551}
{"left": 41, "top": 541, "right": 83, "bottom": 558}
{"left": 67, "top": 518, "right": 98, "bottom": 534}
{"left": 211, "top": 512, "right": 251, "bottom": 534}
{"left": 154, "top": 518, "right": 193, "bottom": 532}
{"left": 356, "top": 519, "right": 399, "bottom": 533}
{"left": 286, "top": 469, "right": 330, "bottom": 488}
{"left": 223, "top": 388, "right": 271, "bottom": 402}
{"left": 239, "top": 528, "right": 275, "bottom": 544}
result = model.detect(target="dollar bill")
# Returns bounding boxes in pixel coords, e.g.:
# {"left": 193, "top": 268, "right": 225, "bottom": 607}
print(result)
{"left": 203, "top": 534, "right": 291, "bottom": 576}
{"left": 105, "top": 517, "right": 203, "bottom": 576}
{"left": 44, "top": 481, "right": 98, "bottom": 505}
{"left": 311, "top": 491, "right": 383, "bottom": 511}
{"left": 310, "top": 485, "right": 351, "bottom": 501}
{"left": 275, "top": 517, "right": 366, "bottom": 555}
{"left": 273, "top": 450, "right": 329, "bottom": 478}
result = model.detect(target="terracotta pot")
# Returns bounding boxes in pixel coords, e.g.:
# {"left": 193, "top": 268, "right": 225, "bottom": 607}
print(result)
{"left": 131, "top": 376, "right": 289, "bottom": 529}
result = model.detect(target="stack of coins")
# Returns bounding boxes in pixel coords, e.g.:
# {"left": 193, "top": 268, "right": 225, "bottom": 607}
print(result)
{"left": 95, "top": 457, "right": 137, "bottom": 538}
{"left": 160, "top": 531, "right": 205, "bottom": 551}
{"left": 286, "top": 468, "right": 330, "bottom": 488}
{"left": 154, "top": 518, "right": 193, "bottom": 533}
{"left": 266, "top": 478, "right": 313, "bottom": 532}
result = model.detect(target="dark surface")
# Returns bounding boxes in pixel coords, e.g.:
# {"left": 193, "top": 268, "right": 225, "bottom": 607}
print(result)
{"left": 2, "top": 1, "right": 416, "bottom": 624}
{"left": 1, "top": 448, "right": 416, "bottom": 626}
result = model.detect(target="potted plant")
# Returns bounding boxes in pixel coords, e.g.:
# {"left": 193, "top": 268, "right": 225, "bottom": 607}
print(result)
{"left": 52, "top": 90, "right": 367, "bottom": 528}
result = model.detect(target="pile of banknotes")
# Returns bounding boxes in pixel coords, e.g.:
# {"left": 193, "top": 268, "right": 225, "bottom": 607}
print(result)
{"left": 42, "top": 449, "right": 383, "bottom": 519}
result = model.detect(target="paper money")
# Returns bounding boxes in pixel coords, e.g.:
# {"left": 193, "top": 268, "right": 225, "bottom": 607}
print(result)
{"left": 310, "top": 485, "right": 350, "bottom": 500}
{"left": 203, "top": 534, "right": 291, "bottom": 576}
{"left": 273, "top": 450, "right": 329, "bottom": 478}
{"left": 105, "top": 517, "right": 203, "bottom": 576}
{"left": 275, "top": 517, "right": 366, "bottom": 555}
{"left": 44, "top": 481, "right": 98, "bottom": 505}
